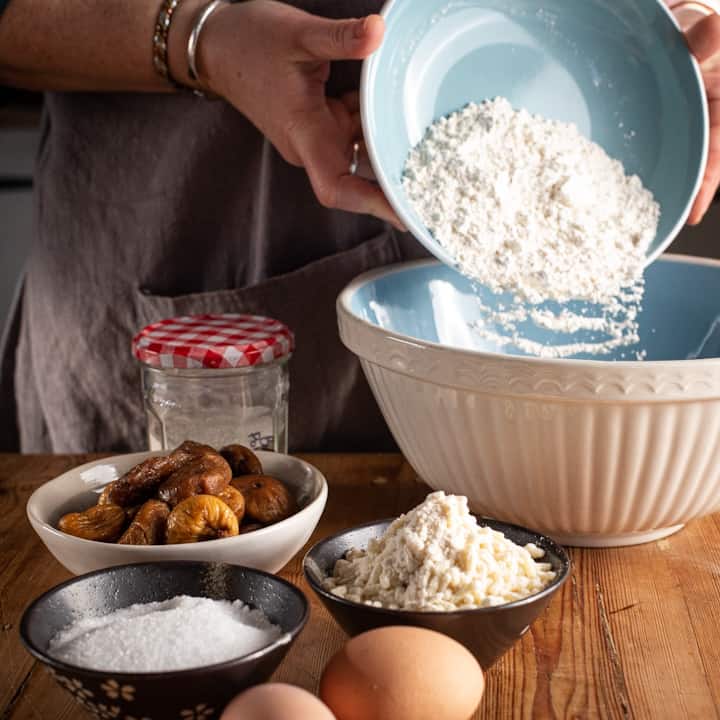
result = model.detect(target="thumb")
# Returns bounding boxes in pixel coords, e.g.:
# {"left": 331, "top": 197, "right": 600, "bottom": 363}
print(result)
{"left": 298, "top": 14, "right": 384, "bottom": 61}
{"left": 685, "top": 12, "right": 720, "bottom": 64}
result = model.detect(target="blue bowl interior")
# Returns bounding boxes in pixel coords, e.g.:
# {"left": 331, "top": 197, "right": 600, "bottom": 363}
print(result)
{"left": 349, "top": 257, "right": 720, "bottom": 361}
{"left": 363, "top": 0, "right": 707, "bottom": 264}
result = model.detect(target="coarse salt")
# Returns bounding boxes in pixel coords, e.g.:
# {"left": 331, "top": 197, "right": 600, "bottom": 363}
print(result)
{"left": 47, "top": 595, "right": 284, "bottom": 672}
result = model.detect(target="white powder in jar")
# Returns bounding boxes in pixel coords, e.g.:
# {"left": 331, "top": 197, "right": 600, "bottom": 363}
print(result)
{"left": 323, "top": 491, "right": 556, "bottom": 610}
{"left": 402, "top": 97, "right": 660, "bottom": 358}
{"left": 47, "top": 595, "right": 284, "bottom": 672}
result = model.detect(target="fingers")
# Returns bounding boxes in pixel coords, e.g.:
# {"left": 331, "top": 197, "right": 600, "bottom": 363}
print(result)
{"left": 326, "top": 102, "right": 377, "bottom": 181}
{"left": 684, "top": 15, "right": 720, "bottom": 223}
{"left": 297, "top": 14, "right": 384, "bottom": 61}
{"left": 334, "top": 94, "right": 364, "bottom": 156}
{"left": 687, "top": 162, "right": 720, "bottom": 224}
{"left": 351, "top": 139, "right": 378, "bottom": 181}
{"left": 327, "top": 101, "right": 362, "bottom": 141}
{"left": 349, "top": 112, "right": 363, "bottom": 142}
{"left": 686, "top": 13, "right": 720, "bottom": 63}
{"left": 341, "top": 91, "right": 361, "bottom": 113}
{"left": 688, "top": 99, "right": 720, "bottom": 224}
{"left": 291, "top": 108, "right": 405, "bottom": 229}
{"left": 335, "top": 175, "right": 407, "bottom": 230}
{"left": 702, "top": 68, "right": 720, "bottom": 96}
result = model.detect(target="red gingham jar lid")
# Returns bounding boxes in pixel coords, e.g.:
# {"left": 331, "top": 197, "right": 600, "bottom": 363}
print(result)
{"left": 132, "top": 313, "right": 294, "bottom": 369}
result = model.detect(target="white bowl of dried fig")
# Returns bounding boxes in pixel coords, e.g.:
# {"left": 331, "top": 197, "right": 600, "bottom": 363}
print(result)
{"left": 26, "top": 443, "right": 328, "bottom": 575}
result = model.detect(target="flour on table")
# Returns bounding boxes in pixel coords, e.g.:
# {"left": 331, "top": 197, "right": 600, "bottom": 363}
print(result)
{"left": 402, "top": 97, "right": 660, "bottom": 358}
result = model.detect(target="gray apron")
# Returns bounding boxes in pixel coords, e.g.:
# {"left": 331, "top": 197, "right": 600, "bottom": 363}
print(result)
{"left": 0, "top": 0, "right": 427, "bottom": 453}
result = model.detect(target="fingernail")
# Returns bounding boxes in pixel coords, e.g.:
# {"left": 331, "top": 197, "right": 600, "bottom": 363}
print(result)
{"left": 353, "top": 17, "right": 368, "bottom": 39}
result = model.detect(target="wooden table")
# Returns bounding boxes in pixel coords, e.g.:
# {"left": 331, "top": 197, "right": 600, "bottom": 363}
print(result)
{"left": 2, "top": 453, "right": 720, "bottom": 719}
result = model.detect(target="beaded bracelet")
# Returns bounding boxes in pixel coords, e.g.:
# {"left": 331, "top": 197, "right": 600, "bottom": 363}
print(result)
{"left": 152, "top": 0, "right": 185, "bottom": 89}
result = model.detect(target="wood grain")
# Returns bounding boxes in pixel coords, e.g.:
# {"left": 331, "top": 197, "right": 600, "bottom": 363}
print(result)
{"left": 2, "top": 453, "right": 719, "bottom": 720}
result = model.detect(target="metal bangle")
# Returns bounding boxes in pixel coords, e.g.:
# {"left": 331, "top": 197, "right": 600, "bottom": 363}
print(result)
{"left": 187, "top": 0, "right": 230, "bottom": 98}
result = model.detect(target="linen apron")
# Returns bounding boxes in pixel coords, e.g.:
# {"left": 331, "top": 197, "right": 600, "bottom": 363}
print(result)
{"left": 0, "top": 0, "right": 427, "bottom": 453}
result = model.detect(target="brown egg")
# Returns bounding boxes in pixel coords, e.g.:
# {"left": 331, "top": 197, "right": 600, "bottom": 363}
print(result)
{"left": 220, "top": 683, "right": 336, "bottom": 720}
{"left": 320, "top": 626, "right": 484, "bottom": 720}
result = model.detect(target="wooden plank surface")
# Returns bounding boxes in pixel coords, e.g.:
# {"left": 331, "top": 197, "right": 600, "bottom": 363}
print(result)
{"left": 1, "top": 453, "right": 719, "bottom": 719}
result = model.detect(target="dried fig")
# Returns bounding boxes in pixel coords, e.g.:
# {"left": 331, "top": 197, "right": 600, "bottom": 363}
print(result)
{"left": 174, "top": 440, "right": 217, "bottom": 457}
{"left": 231, "top": 475, "right": 296, "bottom": 524}
{"left": 214, "top": 485, "right": 245, "bottom": 522}
{"left": 124, "top": 505, "right": 141, "bottom": 522}
{"left": 58, "top": 504, "right": 127, "bottom": 542}
{"left": 98, "top": 482, "right": 151, "bottom": 510}
{"left": 97, "top": 479, "right": 128, "bottom": 506}
{"left": 118, "top": 499, "right": 170, "bottom": 545}
{"left": 165, "top": 495, "right": 239, "bottom": 543}
{"left": 98, "top": 441, "right": 211, "bottom": 507}
{"left": 220, "top": 444, "right": 263, "bottom": 476}
{"left": 158, "top": 452, "right": 231, "bottom": 507}
{"left": 99, "top": 456, "right": 175, "bottom": 506}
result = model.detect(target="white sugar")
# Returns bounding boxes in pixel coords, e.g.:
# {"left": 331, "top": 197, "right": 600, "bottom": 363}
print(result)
{"left": 48, "top": 595, "right": 284, "bottom": 672}
{"left": 403, "top": 97, "right": 659, "bottom": 358}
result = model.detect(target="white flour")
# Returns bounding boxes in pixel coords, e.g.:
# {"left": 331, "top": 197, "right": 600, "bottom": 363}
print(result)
{"left": 402, "top": 98, "right": 660, "bottom": 358}
{"left": 48, "top": 595, "right": 284, "bottom": 672}
{"left": 324, "top": 491, "right": 556, "bottom": 610}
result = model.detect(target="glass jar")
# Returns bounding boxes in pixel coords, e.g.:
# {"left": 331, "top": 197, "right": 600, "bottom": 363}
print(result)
{"left": 132, "top": 314, "right": 293, "bottom": 453}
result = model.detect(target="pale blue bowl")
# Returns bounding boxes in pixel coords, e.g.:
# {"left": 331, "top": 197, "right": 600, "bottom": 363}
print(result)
{"left": 361, "top": 0, "right": 709, "bottom": 266}
{"left": 346, "top": 255, "right": 720, "bottom": 362}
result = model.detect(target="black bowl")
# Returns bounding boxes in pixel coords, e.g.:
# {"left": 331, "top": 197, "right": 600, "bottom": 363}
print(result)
{"left": 304, "top": 518, "right": 570, "bottom": 669}
{"left": 20, "top": 561, "right": 309, "bottom": 720}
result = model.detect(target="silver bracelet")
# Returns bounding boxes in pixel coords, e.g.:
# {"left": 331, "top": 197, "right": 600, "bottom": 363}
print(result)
{"left": 187, "top": 0, "right": 230, "bottom": 98}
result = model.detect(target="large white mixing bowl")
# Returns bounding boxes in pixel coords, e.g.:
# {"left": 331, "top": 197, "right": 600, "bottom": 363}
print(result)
{"left": 337, "top": 255, "right": 720, "bottom": 547}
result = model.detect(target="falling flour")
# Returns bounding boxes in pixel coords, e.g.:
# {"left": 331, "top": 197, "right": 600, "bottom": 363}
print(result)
{"left": 402, "top": 97, "right": 660, "bottom": 358}
{"left": 47, "top": 595, "right": 284, "bottom": 672}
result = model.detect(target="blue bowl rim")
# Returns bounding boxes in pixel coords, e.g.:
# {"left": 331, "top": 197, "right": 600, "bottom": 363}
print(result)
{"left": 360, "top": 0, "right": 709, "bottom": 266}
{"left": 19, "top": 560, "right": 309, "bottom": 680}
{"left": 337, "top": 253, "right": 720, "bottom": 369}
{"left": 303, "top": 516, "right": 571, "bottom": 617}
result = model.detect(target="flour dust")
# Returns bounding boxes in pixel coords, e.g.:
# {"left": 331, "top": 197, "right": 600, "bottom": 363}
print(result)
{"left": 402, "top": 97, "right": 659, "bottom": 358}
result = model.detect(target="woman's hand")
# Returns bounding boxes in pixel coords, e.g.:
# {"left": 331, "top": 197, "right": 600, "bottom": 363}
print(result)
{"left": 192, "top": 0, "right": 720, "bottom": 230}
{"left": 685, "top": 13, "right": 720, "bottom": 224}
{"left": 196, "top": 0, "right": 403, "bottom": 229}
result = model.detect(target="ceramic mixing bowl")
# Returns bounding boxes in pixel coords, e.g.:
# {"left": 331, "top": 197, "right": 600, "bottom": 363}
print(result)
{"left": 337, "top": 255, "right": 720, "bottom": 547}
{"left": 304, "top": 518, "right": 570, "bottom": 668}
{"left": 361, "top": 0, "right": 708, "bottom": 264}
{"left": 20, "top": 561, "right": 309, "bottom": 720}
{"left": 27, "top": 450, "right": 327, "bottom": 574}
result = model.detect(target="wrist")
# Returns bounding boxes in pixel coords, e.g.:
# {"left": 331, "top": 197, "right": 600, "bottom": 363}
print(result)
{"left": 195, "top": 1, "right": 248, "bottom": 99}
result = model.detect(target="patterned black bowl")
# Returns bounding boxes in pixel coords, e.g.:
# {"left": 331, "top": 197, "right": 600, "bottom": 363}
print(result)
{"left": 20, "top": 561, "right": 308, "bottom": 720}
{"left": 303, "top": 518, "right": 570, "bottom": 669}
